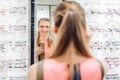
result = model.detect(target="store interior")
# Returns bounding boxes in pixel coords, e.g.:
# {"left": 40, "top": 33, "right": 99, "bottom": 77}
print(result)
{"left": 0, "top": 0, "right": 120, "bottom": 80}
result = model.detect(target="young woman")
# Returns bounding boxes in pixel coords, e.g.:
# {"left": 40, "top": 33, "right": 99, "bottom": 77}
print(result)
{"left": 36, "top": 18, "right": 53, "bottom": 60}
{"left": 27, "top": 1, "right": 104, "bottom": 80}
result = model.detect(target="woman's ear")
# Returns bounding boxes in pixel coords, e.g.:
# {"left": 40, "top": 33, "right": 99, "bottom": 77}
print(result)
{"left": 84, "top": 26, "right": 92, "bottom": 43}
{"left": 54, "top": 26, "right": 58, "bottom": 33}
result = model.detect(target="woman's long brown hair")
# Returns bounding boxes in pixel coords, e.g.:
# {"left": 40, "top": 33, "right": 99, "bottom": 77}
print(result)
{"left": 50, "top": 1, "right": 92, "bottom": 58}
{"left": 49, "top": 1, "right": 93, "bottom": 79}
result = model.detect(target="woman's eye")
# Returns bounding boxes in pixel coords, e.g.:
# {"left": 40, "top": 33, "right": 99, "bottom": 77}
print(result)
{"left": 40, "top": 26, "right": 44, "bottom": 28}
{"left": 39, "top": 26, "right": 49, "bottom": 28}
{"left": 46, "top": 26, "right": 49, "bottom": 28}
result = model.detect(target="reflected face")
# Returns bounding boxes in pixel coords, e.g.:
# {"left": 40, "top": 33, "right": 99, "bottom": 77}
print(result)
{"left": 38, "top": 20, "right": 50, "bottom": 37}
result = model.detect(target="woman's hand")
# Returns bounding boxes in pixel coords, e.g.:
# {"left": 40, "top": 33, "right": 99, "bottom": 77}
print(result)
{"left": 36, "top": 47, "right": 43, "bottom": 56}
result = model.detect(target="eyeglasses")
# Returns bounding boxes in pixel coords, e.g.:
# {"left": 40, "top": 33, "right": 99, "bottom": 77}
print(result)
{"left": 0, "top": 76, "right": 26, "bottom": 80}
{"left": 0, "top": 41, "right": 27, "bottom": 58}
{"left": 85, "top": 8, "right": 120, "bottom": 18}
{"left": 0, "top": 25, "right": 26, "bottom": 35}
{"left": 90, "top": 40, "right": 120, "bottom": 52}
{"left": 0, "top": 6, "right": 26, "bottom": 16}
{"left": 0, "top": 43, "right": 5, "bottom": 54}
{"left": 10, "top": 76, "right": 26, "bottom": 80}
{"left": 106, "top": 73, "right": 120, "bottom": 80}
{"left": 0, "top": 58, "right": 27, "bottom": 72}
{"left": 9, "top": 7, "right": 26, "bottom": 14}
{"left": 8, "top": 58, "right": 27, "bottom": 72}
{"left": 0, "top": 60, "right": 8, "bottom": 72}
{"left": 87, "top": 22, "right": 120, "bottom": 34}
{"left": 9, "top": 25, "right": 26, "bottom": 33}
{"left": 105, "top": 57, "right": 120, "bottom": 69}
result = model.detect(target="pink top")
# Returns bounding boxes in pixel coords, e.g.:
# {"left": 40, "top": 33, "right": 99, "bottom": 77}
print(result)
{"left": 44, "top": 58, "right": 102, "bottom": 80}
{"left": 44, "top": 42, "right": 51, "bottom": 58}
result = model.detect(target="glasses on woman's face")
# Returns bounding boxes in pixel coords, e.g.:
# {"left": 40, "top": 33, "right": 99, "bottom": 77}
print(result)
{"left": 39, "top": 25, "right": 49, "bottom": 28}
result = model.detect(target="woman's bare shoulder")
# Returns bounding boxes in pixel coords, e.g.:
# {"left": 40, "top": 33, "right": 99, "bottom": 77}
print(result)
{"left": 29, "top": 63, "right": 38, "bottom": 71}
{"left": 27, "top": 63, "right": 38, "bottom": 80}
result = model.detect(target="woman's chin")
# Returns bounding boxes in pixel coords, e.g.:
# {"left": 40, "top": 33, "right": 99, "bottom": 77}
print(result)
{"left": 41, "top": 34, "right": 48, "bottom": 37}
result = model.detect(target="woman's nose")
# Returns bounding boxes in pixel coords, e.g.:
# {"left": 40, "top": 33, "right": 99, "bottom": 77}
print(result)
{"left": 43, "top": 27, "right": 47, "bottom": 32}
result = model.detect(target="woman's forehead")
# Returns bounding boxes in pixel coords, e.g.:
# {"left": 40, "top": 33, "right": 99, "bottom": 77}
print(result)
{"left": 39, "top": 20, "right": 50, "bottom": 26}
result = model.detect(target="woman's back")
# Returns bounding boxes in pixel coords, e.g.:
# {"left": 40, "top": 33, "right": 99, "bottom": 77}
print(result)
{"left": 42, "top": 58, "right": 102, "bottom": 80}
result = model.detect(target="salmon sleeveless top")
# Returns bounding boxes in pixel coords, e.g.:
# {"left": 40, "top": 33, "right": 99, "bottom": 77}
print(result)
{"left": 43, "top": 58, "right": 102, "bottom": 80}
{"left": 44, "top": 42, "right": 50, "bottom": 58}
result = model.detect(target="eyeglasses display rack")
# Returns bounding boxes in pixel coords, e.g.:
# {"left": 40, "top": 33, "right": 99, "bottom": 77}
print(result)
{"left": 76, "top": 0, "right": 120, "bottom": 79}
{"left": 0, "top": 0, "right": 30, "bottom": 79}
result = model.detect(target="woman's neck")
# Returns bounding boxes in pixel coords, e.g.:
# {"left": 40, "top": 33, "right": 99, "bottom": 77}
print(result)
{"left": 39, "top": 36, "right": 48, "bottom": 43}
{"left": 54, "top": 42, "right": 87, "bottom": 64}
